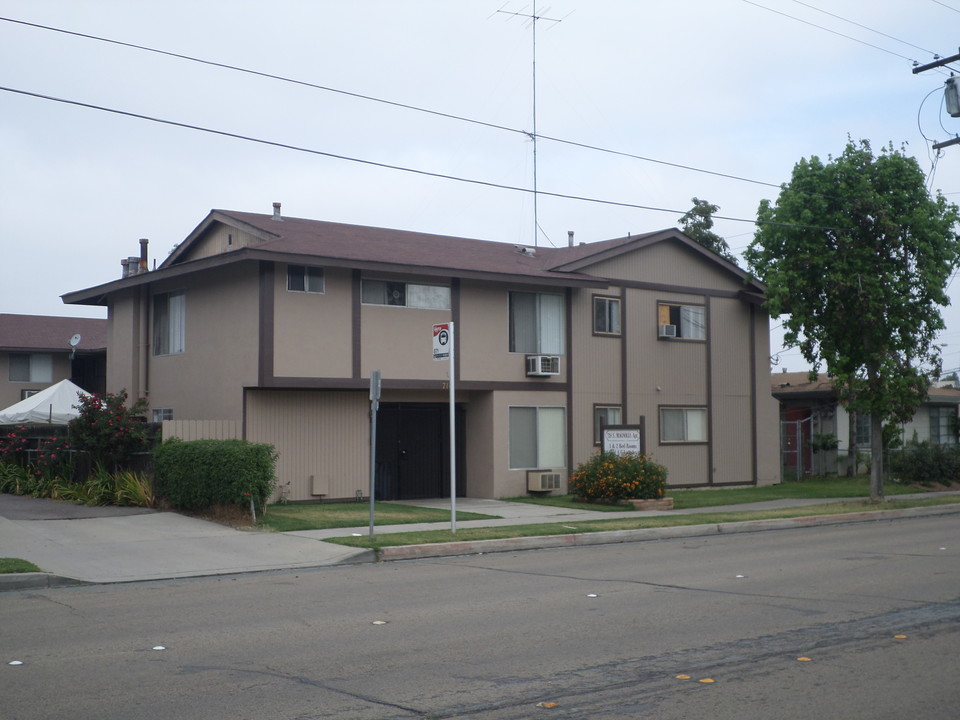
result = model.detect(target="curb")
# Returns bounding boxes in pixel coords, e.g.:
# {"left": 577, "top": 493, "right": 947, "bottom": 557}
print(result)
{"left": 375, "top": 503, "right": 960, "bottom": 562}
{"left": 0, "top": 572, "right": 89, "bottom": 592}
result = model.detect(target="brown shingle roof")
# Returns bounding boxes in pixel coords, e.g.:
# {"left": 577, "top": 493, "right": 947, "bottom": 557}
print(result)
{"left": 771, "top": 371, "right": 960, "bottom": 404}
{"left": 0, "top": 314, "right": 107, "bottom": 352}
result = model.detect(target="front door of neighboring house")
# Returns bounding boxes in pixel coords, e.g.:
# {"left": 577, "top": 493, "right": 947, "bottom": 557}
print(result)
{"left": 782, "top": 406, "right": 813, "bottom": 476}
{"left": 375, "top": 403, "right": 465, "bottom": 500}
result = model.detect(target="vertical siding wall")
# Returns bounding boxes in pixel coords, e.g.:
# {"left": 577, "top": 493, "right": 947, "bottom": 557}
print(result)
{"left": 245, "top": 390, "right": 369, "bottom": 501}
{"left": 162, "top": 420, "right": 240, "bottom": 441}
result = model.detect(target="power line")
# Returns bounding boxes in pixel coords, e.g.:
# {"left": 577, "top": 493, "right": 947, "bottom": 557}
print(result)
{"left": 931, "top": 0, "right": 960, "bottom": 15}
{"left": 0, "top": 15, "right": 783, "bottom": 192}
{"left": 0, "top": 84, "right": 838, "bottom": 232}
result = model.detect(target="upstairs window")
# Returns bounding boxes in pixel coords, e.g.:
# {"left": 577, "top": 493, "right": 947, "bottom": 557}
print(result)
{"left": 9, "top": 353, "right": 52, "bottom": 383}
{"left": 361, "top": 280, "right": 450, "bottom": 309}
{"left": 287, "top": 265, "right": 324, "bottom": 293}
{"left": 154, "top": 291, "right": 185, "bottom": 356}
{"left": 658, "top": 302, "right": 705, "bottom": 340}
{"left": 593, "top": 296, "right": 621, "bottom": 336}
{"left": 510, "top": 291, "right": 564, "bottom": 354}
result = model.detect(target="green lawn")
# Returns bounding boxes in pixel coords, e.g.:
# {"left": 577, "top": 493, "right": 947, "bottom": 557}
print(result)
{"left": 327, "top": 496, "right": 960, "bottom": 550}
{"left": 259, "top": 501, "right": 497, "bottom": 532}
{"left": 507, "top": 476, "right": 923, "bottom": 512}
{"left": 0, "top": 558, "right": 42, "bottom": 574}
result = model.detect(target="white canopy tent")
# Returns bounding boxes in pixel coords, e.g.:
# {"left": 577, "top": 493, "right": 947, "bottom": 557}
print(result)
{"left": 0, "top": 379, "right": 92, "bottom": 425}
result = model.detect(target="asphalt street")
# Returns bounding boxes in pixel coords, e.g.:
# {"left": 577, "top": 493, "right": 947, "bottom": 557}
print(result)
{"left": 2, "top": 514, "right": 958, "bottom": 719}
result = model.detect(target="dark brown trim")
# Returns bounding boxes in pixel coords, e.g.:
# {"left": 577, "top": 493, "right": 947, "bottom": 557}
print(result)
{"left": 254, "top": 376, "right": 570, "bottom": 392}
{"left": 258, "top": 262, "right": 274, "bottom": 385}
{"left": 620, "top": 286, "right": 629, "bottom": 415}
{"left": 749, "top": 304, "right": 758, "bottom": 486}
{"left": 352, "top": 270, "right": 361, "bottom": 380}
{"left": 705, "top": 298, "right": 713, "bottom": 484}
{"left": 623, "top": 279, "right": 748, "bottom": 299}
{"left": 452, "top": 277, "right": 461, "bottom": 383}
{"left": 566, "top": 287, "right": 574, "bottom": 473}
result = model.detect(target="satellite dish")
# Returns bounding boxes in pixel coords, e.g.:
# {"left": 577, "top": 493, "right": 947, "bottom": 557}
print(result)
{"left": 69, "top": 334, "right": 82, "bottom": 348}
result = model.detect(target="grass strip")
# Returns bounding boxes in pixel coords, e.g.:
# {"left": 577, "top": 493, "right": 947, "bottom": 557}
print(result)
{"left": 324, "top": 496, "right": 960, "bottom": 551}
{"left": 260, "top": 501, "right": 497, "bottom": 532}
{"left": 0, "top": 558, "right": 42, "bottom": 574}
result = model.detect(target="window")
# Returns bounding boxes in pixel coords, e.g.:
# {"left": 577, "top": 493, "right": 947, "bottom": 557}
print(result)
{"left": 660, "top": 407, "right": 708, "bottom": 443}
{"left": 21, "top": 389, "right": 41, "bottom": 400}
{"left": 287, "top": 265, "right": 324, "bottom": 293}
{"left": 154, "top": 291, "right": 185, "bottom": 356}
{"left": 152, "top": 408, "right": 174, "bottom": 422}
{"left": 593, "top": 296, "right": 621, "bottom": 335}
{"left": 361, "top": 280, "right": 450, "bottom": 309}
{"left": 594, "top": 405, "right": 623, "bottom": 444}
{"left": 930, "top": 406, "right": 957, "bottom": 445}
{"left": 658, "top": 303, "right": 705, "bottom": 340}
{"left": 855, "top": 412, "right": 871, "bottom": 446}
{"left": 509, "top": 292, "right": 564, "bottom": 354}
{"left": 8, "top": 353, "right": 52, "bottom": 383}
{"left": 509, "top": 406, "right": 566, "bottom": 469}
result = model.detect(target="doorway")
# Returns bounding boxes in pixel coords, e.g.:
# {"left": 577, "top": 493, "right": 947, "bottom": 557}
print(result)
{"left": 375, "top": 403, "right": 465, "bottom": 500}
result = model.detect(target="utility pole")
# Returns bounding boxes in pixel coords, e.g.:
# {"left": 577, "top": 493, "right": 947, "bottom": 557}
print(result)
{"left": 913, "top": 48, "right": 960, "bottom": 150}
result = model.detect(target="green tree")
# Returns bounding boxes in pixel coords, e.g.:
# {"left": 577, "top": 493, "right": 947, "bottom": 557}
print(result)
{"left": 679, "top": 197, "right": 736, "bottom": 262}
{"left": 745, "top": 139, "right": 960, "bottom": 500}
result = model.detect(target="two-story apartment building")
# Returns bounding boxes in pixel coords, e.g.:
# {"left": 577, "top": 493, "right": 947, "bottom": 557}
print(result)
{"left": 63, "top": 205, "right": 780, "bottom": 500}
{"left": 0, "top": 313, "right": 107, "bottom": 409}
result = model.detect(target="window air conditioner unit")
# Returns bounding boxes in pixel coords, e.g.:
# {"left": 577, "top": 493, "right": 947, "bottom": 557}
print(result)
{"left": 526, "top": 354, "right": 560, "bottom": 376}
{"left": 658, "top": 324, "right": 677, "bottom": 338}
{"left": 528, "top": 470, "right": 561, "bottom": 492}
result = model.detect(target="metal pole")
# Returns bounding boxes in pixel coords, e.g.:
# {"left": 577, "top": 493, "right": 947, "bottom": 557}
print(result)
{"left": 449, "top": 322, "right": 456, "bottom": 534}
{"left": 369, "top": 370, "right": 380, "bottom": 537}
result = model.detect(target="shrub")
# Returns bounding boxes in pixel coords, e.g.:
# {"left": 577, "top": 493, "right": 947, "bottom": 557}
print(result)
{"left": 153, "top": 438, "right": 277, "bottom": 513}
{"left": 68, "top": 390, "right": 150, "bottom": 470}
{"left": 55, "top": 465, "right": 154, "bottom": 507}
{"left": 0, "top": 426, "right": 29, "bottom": 465}
{"left": 32, "top": 435, "right": 74, "bottom": 481}
{"left": 888, "top": 442, "right": 960, "bottom": 486}
{"left": 569, "top": 451, "right": 668, "bottom": 502}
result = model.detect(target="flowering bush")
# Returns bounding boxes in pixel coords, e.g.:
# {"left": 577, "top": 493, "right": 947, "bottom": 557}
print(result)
{"left": 569, "top": 451, "right": 668, "bottom": 503}
{"left": 0, "top": 425, "right": 29, "bottom": 464}
{"left": 69, "top": 390, "right": 150, "bottom": 470}
{"left": 32, "top": 435, "right": 74, "bottom": 480}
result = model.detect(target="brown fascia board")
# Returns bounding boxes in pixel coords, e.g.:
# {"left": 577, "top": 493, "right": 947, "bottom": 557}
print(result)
{"left": 63, "top": 246, "right": 607, "bottom": 307}
{"left": 551, "top": 227, "right": 767, "bottom": 295}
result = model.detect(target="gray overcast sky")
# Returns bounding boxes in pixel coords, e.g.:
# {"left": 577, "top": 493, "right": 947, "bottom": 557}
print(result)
{"left": 2, "top": 1, "right": 959, "bottom": 373}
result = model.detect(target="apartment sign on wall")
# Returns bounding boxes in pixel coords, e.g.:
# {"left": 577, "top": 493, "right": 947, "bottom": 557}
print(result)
{"left": 602, "top": 425, "right": 644, "bottom": 456}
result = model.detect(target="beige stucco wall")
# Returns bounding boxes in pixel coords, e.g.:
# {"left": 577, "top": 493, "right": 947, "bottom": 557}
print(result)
{"left": 147, "top": 264, "right": 260, "bottom": 421}
{"left": 182, "top": 225, "right": 265, "bottom": 261}
{"left": 0, "top": 352, "right": 73, "bottom": 409}
{"left": 587, "top": 241, "right": 741, "bottom": 291}
{"left": 273, "top": 266, "right": 353, "bottom": 378}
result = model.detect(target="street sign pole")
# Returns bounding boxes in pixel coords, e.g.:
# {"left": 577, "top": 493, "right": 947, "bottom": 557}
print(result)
{"left": 433, "top": 322, "right": 456, "bottom": 534}
{"left": 369, "top": 370, "right": 381, "bottom": 537}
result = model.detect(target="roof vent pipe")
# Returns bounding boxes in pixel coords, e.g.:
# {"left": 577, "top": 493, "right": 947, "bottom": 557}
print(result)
{"left": 568, "top": 230, "right": 574, "bottom": 247}
{"left": 139, "top": 238, "right": 149, "bottom": 273}
{"left": 272, "top": 202, "right": 282, "bottom": 221}
{"left": 120, "top": 258, "right": 129, "bottom": 278}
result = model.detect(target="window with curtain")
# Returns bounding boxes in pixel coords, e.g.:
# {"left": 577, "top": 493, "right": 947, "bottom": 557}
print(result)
{"left": 659, "top": 407, "right": 708, "bottom": 443}
{"left": 593, "top": 296, "right": 621, "bottom": 335}
{"left": 154, "top": 291, "right": 185, "bottom": 356}
{"left": 509, "top": 292, "right": 564, "bottom": 354}
{"left": 593, "top": 405, "right": 623, "bottom": 444}
{"left": 287, "top": 265, "right": 325, "bottom": 293}
{"left": 8, "top": 353, "right": 52, "bottom": 382}
{"left": 657, "top": 302, "right": 705, "bottom": 340}
{"left": 361, "top": 280, "right": 449, "bottom": 309}
{"left": 509, "top": 406, "right": 566, "bottom": 469}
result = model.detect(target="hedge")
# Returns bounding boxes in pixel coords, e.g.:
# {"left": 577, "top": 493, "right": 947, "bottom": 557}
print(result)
{"left": 153, "top": 438, "right": 278, "bottom": 512}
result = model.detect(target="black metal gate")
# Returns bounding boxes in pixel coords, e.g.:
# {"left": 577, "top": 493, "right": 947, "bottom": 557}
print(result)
{"left": 375, "top": 403, "right": 465, "bottom": 500}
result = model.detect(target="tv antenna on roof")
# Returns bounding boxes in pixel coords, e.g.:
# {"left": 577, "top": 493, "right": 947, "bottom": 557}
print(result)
{"left": 494, "top": 3, "right": 571, "bottom": 247}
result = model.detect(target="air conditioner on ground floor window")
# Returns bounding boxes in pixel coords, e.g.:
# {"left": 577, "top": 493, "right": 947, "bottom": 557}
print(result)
{"left": 525, "top": 354, "right": 560, "bottom": 376}
{"left": 528, "top": 470, "right": 561, "bottom": 492}
{"left": 658, "top": 324, "right": 677, "bottom": 338}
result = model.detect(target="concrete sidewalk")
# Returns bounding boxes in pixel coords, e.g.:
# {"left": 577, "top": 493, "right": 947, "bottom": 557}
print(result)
{"left": 2, "top": 492, "right": 959, "bottom": 590}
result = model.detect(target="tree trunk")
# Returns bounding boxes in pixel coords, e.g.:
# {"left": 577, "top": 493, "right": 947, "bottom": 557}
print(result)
{"left": 847, "top": 408, "right": 858, "bottom": 477}
{"left": 870, "top": 412, "right": 884, "bottom": 501}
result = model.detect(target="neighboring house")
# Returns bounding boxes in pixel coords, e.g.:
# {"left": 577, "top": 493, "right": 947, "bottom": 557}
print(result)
{"left": 0, "top": 314, "right": 107, "bottom": 410}
{"left": 772, "top": 371, "right": 960, "bottom": 477}
{"left": 63, "top": 205, "right": 781, "bottom": 500}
